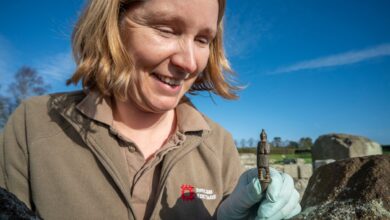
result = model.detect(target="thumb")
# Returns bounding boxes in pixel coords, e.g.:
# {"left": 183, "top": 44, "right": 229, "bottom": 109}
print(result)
{"left": 218, "top": 169, "right": 265, "bottom": 219}
{"left": 232, "top": 169, "right": 265, "bottom": 210}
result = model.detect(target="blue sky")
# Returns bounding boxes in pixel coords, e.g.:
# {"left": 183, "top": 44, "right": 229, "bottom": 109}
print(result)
{"left": 1, "top": 0, "right": 389, "bottom": 145}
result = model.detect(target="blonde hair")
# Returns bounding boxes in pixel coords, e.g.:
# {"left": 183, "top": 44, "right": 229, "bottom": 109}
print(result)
{"left": 68, "top": 0, "right": 240, "bottom": 100}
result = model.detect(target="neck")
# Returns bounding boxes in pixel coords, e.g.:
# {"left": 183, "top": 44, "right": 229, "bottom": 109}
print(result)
{"left": 112, "top": 98, "right": 176, "bottom": 159}
{"left": 113, "top": 98, "right": 175, "bottom": 132}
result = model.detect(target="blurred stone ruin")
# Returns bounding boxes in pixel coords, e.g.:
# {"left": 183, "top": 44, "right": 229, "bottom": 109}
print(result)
{"left": 240, "top": 132, "right": 389, "bottom": 219}
{"left": 311, "top": 133, "right": 382, "bottom": 170}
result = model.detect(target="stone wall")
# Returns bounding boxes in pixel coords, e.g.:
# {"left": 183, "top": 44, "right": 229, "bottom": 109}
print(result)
{"left": 239, "top": 153, "right": 313, "bottom": 200}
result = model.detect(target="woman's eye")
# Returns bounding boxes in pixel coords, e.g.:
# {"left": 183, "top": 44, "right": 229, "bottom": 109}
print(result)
{"left": 196, "top": 37, "right": 211, "bottom": 45}
{"left": 155, "top": 26, "right": 174, "bottom": 35}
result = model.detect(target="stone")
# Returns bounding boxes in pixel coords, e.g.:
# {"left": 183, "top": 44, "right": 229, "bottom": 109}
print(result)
{"left": 239, "top": 153, "right": 256, "bottom": 170}
{"left": 313, "top": 159, "right": 336, "bottom": 170}
{"left": 298, "top": 164, "right": 312, "bottom": 179}
{"left": 283, "top": 164, "right": 298, "bottom": 179}
{"left": 282, "top": 158, "right": 296, "bottom": 164}
{"left": 311, "top": 133, "right": 382, "bottom": 164}
{"left": 268, "top": 158, "right": 276, "bottom": 164}
{"left": 271, "top": 164, "right": 284, "bottom": 173}
{"left": 294, "top": 179, "right": 309, "bottom": 202}
{"left": 296, "top": 158, "right": 305, "bottom": 165}
{"left": 294, "top": 155, "right": 390, "bottom": 219}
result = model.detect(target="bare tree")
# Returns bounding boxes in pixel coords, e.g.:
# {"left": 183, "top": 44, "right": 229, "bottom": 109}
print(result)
{"left": 247, "top": 138, "right": 255, "bottom": 148}
{"left": 0, "top": 88, "right": 12, "bottom": 129}
{"left": 240, "top": 138, "right": 246, "bottom": 148}
{"left": 288, "top": 141, "right": 299, "bottom": 148}
{"left": 299, "top": 137, "right": 313, "bottom": 148}
{"left": 0, "top": 66, "right": 50, "bottom": 129}
{"left": 8, "top": 66, "right": 50, "bottom": 111}
{"left": 271, "top": 137, "right": 282, "bottom": 147}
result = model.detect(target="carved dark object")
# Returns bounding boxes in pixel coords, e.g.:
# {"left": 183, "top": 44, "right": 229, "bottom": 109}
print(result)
{"left": 0, "top": 187, "right": 41, "bottom": 219}
{"left": 257, "top": 129, "right": 271, "bottom": 192}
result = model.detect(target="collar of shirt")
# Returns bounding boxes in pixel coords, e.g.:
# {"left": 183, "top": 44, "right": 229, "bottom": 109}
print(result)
{"left": 75, "top": 90, "right": 211, "bottom": 134}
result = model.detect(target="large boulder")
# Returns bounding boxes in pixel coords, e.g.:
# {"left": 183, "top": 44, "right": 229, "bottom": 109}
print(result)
{"left": 294, "top": 155, "right": 390, "bottom": 219}
{"left": 312, "top": 134, "right": 382, "bottom": 168}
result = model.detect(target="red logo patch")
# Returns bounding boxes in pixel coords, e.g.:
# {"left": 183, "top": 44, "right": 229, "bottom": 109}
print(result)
{"left": 181, "top": 184, "right": 196, "bottom": 201}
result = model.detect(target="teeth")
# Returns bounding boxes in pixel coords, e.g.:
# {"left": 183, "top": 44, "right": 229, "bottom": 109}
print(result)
{"left": 154, "top": 74, "right": 182, "bottom": 86}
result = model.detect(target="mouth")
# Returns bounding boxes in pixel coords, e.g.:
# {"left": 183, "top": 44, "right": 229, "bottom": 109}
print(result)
{"left": 151, "top": 73, "right": 186, "bottom": 87}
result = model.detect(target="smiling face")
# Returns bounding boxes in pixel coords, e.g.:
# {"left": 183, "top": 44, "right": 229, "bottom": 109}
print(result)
{"left": 120, "top": 0, "right": 219, "bottom": 113}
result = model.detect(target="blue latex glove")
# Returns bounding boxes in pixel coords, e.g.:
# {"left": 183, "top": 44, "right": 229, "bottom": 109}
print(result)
{"left": 217, "top": 168, "right": 301, "bottom": 220}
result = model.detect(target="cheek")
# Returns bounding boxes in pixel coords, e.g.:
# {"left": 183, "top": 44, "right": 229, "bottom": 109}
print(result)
{"left": 125, "top": 32, "right": 176, "bottom": 67}
{"left": 183, "top": 75, "right": 199, "bottom": 92}
{"left": 197, "top": 49, "right": 210, "bottom": 72}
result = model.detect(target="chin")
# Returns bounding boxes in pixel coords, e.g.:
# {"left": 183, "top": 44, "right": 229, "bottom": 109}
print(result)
{"left": 147, "top": 98, "right": 180, "bottom": 113}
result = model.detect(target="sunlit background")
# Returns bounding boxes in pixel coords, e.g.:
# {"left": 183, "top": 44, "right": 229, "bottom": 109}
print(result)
{"left": 1, "top": 0, "right": 389, "bottom": 145}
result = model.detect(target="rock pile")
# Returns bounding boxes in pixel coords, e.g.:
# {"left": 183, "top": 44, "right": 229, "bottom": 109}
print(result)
{"left": 295, "top": 155, "right": 390, "bottom": 219}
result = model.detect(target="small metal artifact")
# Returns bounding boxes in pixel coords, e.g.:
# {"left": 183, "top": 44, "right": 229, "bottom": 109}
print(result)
{"left": 257, "top": 129, "right": 271, "bottom": 192}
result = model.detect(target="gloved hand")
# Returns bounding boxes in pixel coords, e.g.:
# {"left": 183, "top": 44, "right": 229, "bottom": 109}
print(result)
{"left": 217, "top": 168, "right": 301, "bottom": 220}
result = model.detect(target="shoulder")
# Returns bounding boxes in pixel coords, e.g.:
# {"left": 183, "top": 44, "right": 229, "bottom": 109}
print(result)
{"left": 196, "top": 111, "right": 237, "bottom": 156}
{"left": 202, "top": 114, "right": 231, "bottom": 139}
{"left": 22, "top": 90, "right": 85, "bottom": 111}
{"left": 179, "top": 100, "right": 232, "bottom": 144}
{"left": 197, "top": 110, "right": 244, "bottom": 187}
{"left": 6, "top": 91, "right": 86, "bottom": 142}
{"left": 12, "top": 90, "right": 85, "bottom": 125}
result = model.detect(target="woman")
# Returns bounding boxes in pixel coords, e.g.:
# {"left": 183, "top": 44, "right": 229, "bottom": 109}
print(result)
{"left": 0, "top": 0, "right": 300, "bottom": 219}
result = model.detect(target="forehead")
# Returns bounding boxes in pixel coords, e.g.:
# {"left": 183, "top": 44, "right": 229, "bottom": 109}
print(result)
{"left": 127, "top": 0, "right": 219, "bottom": 33}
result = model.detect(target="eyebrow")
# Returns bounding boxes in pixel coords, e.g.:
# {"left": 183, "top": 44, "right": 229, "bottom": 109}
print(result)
{"left": 141, "top": 10, "right": 217, "bottom": 37}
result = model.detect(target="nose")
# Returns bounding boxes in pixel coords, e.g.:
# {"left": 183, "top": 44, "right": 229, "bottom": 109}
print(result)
{"left": 171, "top": 39, "right": 198, "bottom": 74}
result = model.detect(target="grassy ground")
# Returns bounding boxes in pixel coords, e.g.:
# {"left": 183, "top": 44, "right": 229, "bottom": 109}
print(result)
{"left": 239, "top": 146, "right": 389, "bottom": 165}
{"left": 238, "top": 147, "right": 313, "bottom": 164}
{"left": 270, "top": 153, "right": 312, "bottom": 164}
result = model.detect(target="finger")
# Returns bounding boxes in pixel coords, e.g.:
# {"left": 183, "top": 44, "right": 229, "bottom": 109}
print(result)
{"left": 230, "top": 169, "right": 264, "bottom": 211}
{"left": 267, "top": 190, "right": 301, "bottom": 220}
{"left": 237, "top": 168, "right": 258, "bottom": 186}
{"left": 237, "top": 169, "right": 263, "bottom": 204}
{"left": 265, "top": 169, "right": 291, "bottom": 203}
{"left": 257, "top": 173, "right": 294, "bottom": 218}
{"left": 241, "top": 176, "right": 263, "bottom": 207}
{"left": 217, "top": 168, "right": 267, "bottom": 219}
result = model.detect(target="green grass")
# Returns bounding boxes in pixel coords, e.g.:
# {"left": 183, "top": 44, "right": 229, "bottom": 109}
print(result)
{"left": 270, "top": 153, "right": 312, "bottom": 164}
{"left": 238, "top": 147, "right": 313, "bottom": 164}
